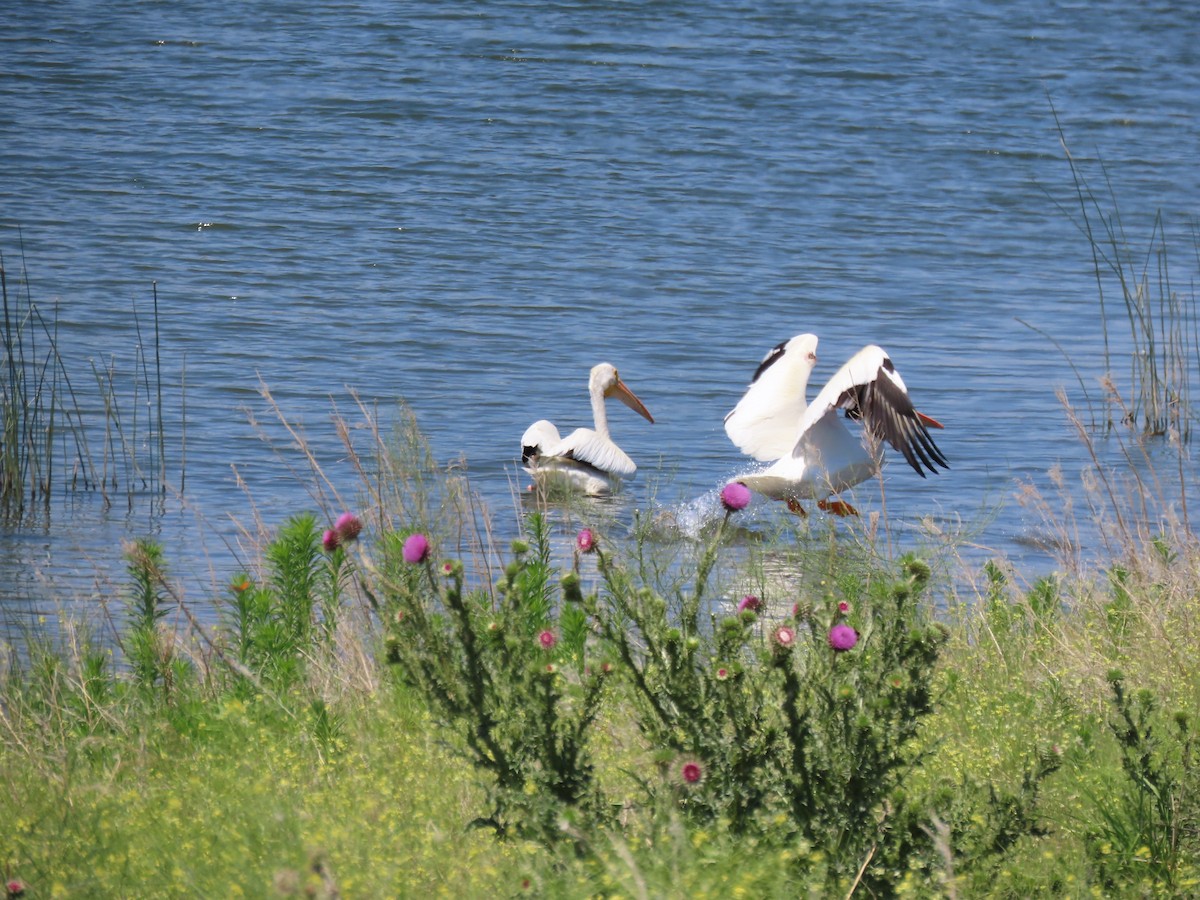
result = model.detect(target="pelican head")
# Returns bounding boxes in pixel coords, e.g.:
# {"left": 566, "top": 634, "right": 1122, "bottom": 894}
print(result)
{"left": 772, "top": 333, "right": 819, "bottom": 384}
{"left": 591, "top": 363, "right": 655, "bottom": 424}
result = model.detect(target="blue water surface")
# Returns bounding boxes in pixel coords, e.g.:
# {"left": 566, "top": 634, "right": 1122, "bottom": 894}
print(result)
{"left": 3, "top": 0, "right": 1199, "bottom": 631}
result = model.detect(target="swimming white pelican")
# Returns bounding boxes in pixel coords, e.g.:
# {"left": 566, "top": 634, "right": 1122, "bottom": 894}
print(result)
{"left": 724, "top": 334, "right": 947, "bottom": 515}
{"left": 521, "top": 362, "right": 654, "bottom": 496}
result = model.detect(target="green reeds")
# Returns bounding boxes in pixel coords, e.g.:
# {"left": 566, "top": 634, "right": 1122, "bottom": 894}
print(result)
{"left": 1, "top": 248, "right": 94, "bottom": 515}
{"left": 0, "top": 245, "right": 181, "bottom": 519}
{"left": 1052, "top": 108, "right": 1199, "bottom": 441}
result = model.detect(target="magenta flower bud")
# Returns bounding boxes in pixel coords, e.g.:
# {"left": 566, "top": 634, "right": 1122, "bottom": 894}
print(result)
{"left": 335, "top": 511, "right": 362, "bottom": 542}
{"left": 829, "top": 623, "right": 859, "bottom": 652}
{"left": 322, "top": 529, "right": 340, "bottom": 552}
{"left": 402, "top": 533, "right": 431, "bottom": 564}
{"left": 681, "top": 761, "right": 703, "bottom": 784}
{"left": 720, "top": 481, "right": 751, "bottom": 512}
{"left": 773, "top": 625, "right": 797, "bottom": 650}
{"left": 538, "top": 629, "right": 557, "bottom": 651}
{"left": 576, "top": 528, "right": 596, "bottom": 553}
{"left": 737, "top": 595, "right": 762, "bottom": 613}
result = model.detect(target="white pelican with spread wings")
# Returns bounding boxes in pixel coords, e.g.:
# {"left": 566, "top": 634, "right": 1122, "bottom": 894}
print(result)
{"left": 724, "top": 334, "right": 947, "bottom": 515}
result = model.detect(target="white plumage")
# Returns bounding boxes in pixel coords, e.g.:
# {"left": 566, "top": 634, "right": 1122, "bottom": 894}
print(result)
{"left": 725, "top": 334, "right": 948, "bottom": 514}
{"left": 521, "top": 362, "right": 654, "bottom": 496}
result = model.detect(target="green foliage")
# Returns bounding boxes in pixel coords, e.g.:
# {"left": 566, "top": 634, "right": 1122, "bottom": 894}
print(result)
{"left": 934, "top": 746, "right": 1063, "bottom": 894}
{"left": 982, "top": 559, "right": 1019, "bottom": 636}
{"left": 1027, "top": 574, "right": 1062, "bottom": 623}
{"left": 123, "top": 539, "right": 172, "bottom": 689}
{"left": 1083, "top": 671, "right": 1200, "bottom": 892}
{"left": 1106, "top": 564, "right": 1136, "bottom": 641}
{"left": 265, "top": 512, "right": 324, "bottom": 647}
{"left": 222, "top": 513, "right": 345, "bottom": 686}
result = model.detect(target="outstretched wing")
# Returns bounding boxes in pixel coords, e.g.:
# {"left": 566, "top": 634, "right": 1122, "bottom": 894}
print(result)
{"left": 796, "top": 345, "right": 948, "bottom": 476}
{"left": 724, "top": 334, "right": 817, "bottom": 461}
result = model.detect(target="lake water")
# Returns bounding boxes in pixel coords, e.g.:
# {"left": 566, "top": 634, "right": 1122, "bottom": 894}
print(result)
{"left": 3, "top": 0, "right": 1200, "bottom": 635}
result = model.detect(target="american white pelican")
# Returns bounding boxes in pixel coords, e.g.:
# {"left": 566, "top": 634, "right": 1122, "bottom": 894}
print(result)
{"left": 724, "top": 334, "right": 947, "bottom": 515}
{"left": 521, "top": 362, "right": 654, "bottom": 496}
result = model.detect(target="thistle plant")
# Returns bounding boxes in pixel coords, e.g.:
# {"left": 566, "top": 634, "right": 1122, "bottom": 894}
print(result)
{"left": 776, "top": 559, "right": 950, "bottom": 888}
{"left": 373, "top": 512, "right": 612, "bottom": 846}
{"left": 579, "top": 483, "right": 953, "bottom": 888}
{"left": 580, "top": 486, "right": 786, "bottom": 832}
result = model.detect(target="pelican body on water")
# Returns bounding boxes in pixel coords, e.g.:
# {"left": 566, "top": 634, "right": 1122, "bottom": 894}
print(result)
{"left": 521, "top": 362, "right": 654, "bottom": 496}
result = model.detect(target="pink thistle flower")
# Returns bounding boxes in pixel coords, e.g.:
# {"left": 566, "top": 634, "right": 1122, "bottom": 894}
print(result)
{"left": 6, "top": 881, "right": 25, "bottom": 898}
{"left": 441, "top": 561, "right": 455, "bottom": 577}
{"left": 538, "top": 630, "right": 557, "bottom": 651}
{"left": 773, "top": 625, "right": 797, "bottom": 650}
{"left": 737, "top": 595, "right": 762, "bottom": 613}
{"left": 838, "top": 600, "right": 850, "bottom": 613}
{"left": 829, "top": 623, "right": 859, "bottom": 652}
{"left": 335, "top": 511, "right": 363, "bottom": 542}
{"left": 402, "top": 533, "right": 431, "bottom": 564}
{"left": 715, "top": 666, "right": 730, "bottom": 681}
{"left": 720, "top": 481, "right": 751, "bottom": 512}
{"left": 576, "top": 528, "right": 596, "bottom": 553}
{"left": 681, "top": 761, "right": 703, "bottom": 784}
{"left": 321, "top": 529, "right": 340, "bottom": 552}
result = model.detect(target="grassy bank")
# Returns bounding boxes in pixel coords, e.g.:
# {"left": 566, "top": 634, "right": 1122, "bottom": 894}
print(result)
{"left": 2, "top": 397, "right": 1199, "bottom": 900}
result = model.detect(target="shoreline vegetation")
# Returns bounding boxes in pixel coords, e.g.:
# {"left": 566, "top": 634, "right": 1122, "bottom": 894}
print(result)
{"left": 3, "top": 171, "right": 1200, "bottom": 896}
{"left": 1, "top": 376, "right": 1198, "bottom": 898}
